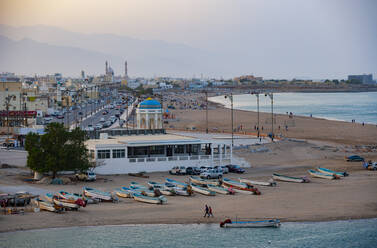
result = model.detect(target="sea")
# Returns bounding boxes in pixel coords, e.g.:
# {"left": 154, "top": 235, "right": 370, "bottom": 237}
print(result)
{"left": 1, "top": 219, "right": 377, "bottom": 248}
{"left": 210, "top": 92, "right": 377, "bottom": 124}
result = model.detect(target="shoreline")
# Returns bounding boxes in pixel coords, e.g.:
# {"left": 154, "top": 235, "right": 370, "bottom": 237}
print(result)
{"left": 207, "top": 92, "right": 377, "bottom": 125}
{"left": 2, "top": 216, "right": 377, "bottom": 234}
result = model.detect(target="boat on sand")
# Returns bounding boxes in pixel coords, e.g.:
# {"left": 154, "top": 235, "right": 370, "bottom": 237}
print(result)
{"left": 33, "top": 198, "right": 62, "bottom": 213}
{"left": 83, "top": 187, "right": 115, "bottom": 201}
{"left": 308, "top": 169, "right": 339, "bottom": 180}
{"left": 222, "top": 178, "right": 261, "bottom": 195}
{"left": 317, "top": 167, "right": 348, "bottom": 177}
{"left": 272, "top": 173, "right": 310, "bottom": 183}
{"left": 132, "top": 192, "right": 167, "bottom": 204}
{"left": 189, "top": 176, "right": 220, "bottom": 186}
{"left": 190, "top": 183, "right": 216, "bottom": 196}
{"left": 207, "top": 185, "right": 232, "bottom": 194}
{"left": 239, "top": 178, "right": 276, "bottom": 187}
{"left": 166, "top": 178, "right": 187, "bottom": 188}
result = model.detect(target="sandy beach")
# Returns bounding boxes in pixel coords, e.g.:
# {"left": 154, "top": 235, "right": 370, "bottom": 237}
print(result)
{"left": 1, "top": 92, "right": 376, "bottom": 233}
{"left": 1, "top": 138, "right": 377, "bottom": 233}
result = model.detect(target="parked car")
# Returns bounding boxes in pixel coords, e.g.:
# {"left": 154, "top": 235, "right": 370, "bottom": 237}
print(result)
{"left": 200, "top": 169, "right": 222, "bottom": 179}
{"left": 214, "top": 165, "right": 229, "bottom": 174}
{"left": 75, "top": 171, "right": 96, "bottom": 181}
{"left": 169, "top": 166, "right": 186, "bottom": 175}
{"left": 346, "top": 155, "right": 365, "bottom": 162}
{"left": 186, "top": 167, "right": 201, "bottom": 175}
{"left": 102, "top": 121, "right": 112, "bottom": 128}
{"left": 225, "top": 164, "right": 245, "bottom": 174}
{"left": 100, "top": 117, "right": 105, "bottom": 122}
{"left": 363, "top": 161, "right": 377, "bottom": 170}
{"left": 56, "top": 115, "right": 65, "bottom": 119}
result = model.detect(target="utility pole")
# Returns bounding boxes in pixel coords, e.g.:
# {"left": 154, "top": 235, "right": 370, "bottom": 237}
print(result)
{"left": 251, "top": 91, "right": 260, "bottom": 138}
{"left": 224, "top": 92, "right": 234, "bottom": 147}
{"left": 265, "top": 93, "right": 274, "bottom": 141}
{"left": 205, "top": 90, "right": 208, "bottom": 134}
{"left": 4, "top": 95, "right": 15, "bottom": 149}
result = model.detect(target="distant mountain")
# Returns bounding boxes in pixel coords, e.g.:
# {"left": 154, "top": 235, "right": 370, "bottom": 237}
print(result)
{"left": 0, "top": 25, "right": 228, "bottom": 77}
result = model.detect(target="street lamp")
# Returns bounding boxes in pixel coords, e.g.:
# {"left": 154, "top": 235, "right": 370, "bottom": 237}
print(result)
{"left": 203, "top": 89, "right": 209, "bottom": 134}
{"left": 265, "top": 92, "right": 274, "bottom": 141}
{"left": 4, "top": 94, "right": 16, "bottom": 149}
{"left": 224, "top": 92, "right": 234, "bottom": 147}
{"left": 251, "top": 91, "right": 261, "bottom": 138}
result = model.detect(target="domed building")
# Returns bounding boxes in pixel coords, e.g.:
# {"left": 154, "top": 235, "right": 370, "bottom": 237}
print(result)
{"left": 136, "top": 98, "right": 162, "bottom": 129}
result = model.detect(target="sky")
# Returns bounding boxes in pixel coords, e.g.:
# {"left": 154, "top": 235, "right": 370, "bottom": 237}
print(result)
{"left": 0, "top": 0, "right": 376, "bottom": 79}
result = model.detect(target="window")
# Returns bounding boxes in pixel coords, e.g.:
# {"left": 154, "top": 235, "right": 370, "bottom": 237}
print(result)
{"left": 150, "top": 146, "right": 165, "bottom": 155}
{"left": 112, "top": 149, "right": 125, "bottom": 158}
{"left": 97, "top": 150, "right": 110, "bottom": 159}
{"left": 174, "top": 145, "right": 184, "bottom": 154}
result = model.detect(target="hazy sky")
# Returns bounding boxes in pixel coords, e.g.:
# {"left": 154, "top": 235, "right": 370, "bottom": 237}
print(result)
{"left": 1, "top": 0, "right": 376, "bottom": 78}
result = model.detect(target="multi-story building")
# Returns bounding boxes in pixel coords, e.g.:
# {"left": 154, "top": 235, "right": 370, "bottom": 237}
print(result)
{"left": 348, "top": 74, "right": 376, "bottom": 84}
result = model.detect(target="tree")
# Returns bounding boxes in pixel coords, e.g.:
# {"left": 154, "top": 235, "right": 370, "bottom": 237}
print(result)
{"left": 25, "top": 123, "right": 90, "bottom": 178}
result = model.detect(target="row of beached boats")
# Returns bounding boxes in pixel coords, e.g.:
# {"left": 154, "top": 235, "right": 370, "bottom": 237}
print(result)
{"left": 272, "top": 167, "right": 349, "bottom": 183}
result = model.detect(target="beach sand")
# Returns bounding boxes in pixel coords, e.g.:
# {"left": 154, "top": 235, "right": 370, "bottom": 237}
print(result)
{"left": 1, "top": 95, "right": 376, "bottom": 232}
{"left": 1, "top": 139, "right": 376, "bottom": 233}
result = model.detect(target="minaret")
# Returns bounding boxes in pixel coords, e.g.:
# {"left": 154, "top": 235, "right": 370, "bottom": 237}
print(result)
{"left": 125, "top": 60, "right": 128, "bottom": 78}
{"left": 105, "top": 61, "right": 108, "bottom": 74}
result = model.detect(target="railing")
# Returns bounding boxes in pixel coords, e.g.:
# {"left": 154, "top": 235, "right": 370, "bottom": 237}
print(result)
{"left": 127, "top": 154, "right": 230, "bottom": 163}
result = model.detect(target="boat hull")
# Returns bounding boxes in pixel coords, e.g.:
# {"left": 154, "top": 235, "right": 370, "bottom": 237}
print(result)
{"left": 207, "top": 185, "right": 230, "bottom": 194}
{"left": 133, "top": 194, "right": 167, "bottom": 204}
{"left": 190, "top": 176, "right": 220, "bottom": 186}
{"left": 222, "top": 221, "right": 280, "bottom": 228}
{"left": 272, "top": 173, "right": 309, "bottom": 183}
{"left": 239, "top": 178, "right": 276, "bottom": 187}
{"left": 308, "top": 170, "right": 337, "bottom": 180}
{"left": 190, "top": 184, "right": 216, "bottom": 196}
{"left": 222, "top": 184, "right": 254, "bottom": 194}
{"left": 317, "top": 168, "right": 347, "bottom": 177}
{"left": 83, "top": 187, "right": 113, "bottom": 201}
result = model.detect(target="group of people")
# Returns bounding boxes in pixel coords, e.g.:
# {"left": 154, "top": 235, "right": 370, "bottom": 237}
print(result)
{"left": 203, "top": 204, "right": 213, "bottom": 218}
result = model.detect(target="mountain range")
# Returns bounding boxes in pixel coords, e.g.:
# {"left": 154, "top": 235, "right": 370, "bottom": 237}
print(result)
{"left": 0, "top": 24, "right": 230, "bottom": 78}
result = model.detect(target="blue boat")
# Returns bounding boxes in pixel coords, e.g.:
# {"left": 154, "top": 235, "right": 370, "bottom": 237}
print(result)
{"left": 317, "top": 167, "right": 348, "bottom": 177}
{"left": 166, "top": 178, "right": 187, "bottom": 188}
{"left": 220, "top": 219, "right": 280, "bottom": 228}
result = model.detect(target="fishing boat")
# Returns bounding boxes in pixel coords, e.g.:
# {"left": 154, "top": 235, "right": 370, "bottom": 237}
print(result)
{"left": 130, "top": 185, "right": 158, "bottom": 197}
{"left": 272, "top": 173, "right": 310, "bottom": 183}
{"left": 189, "top": 176, "right": 220, "bottom": 186}
{"left": 52, "top": 194, "right": 84, "bottom": 210}
{"left": 83, "top": 187, "right": 114, "bottom": 201}
{"left": 164, "top": 183, "right": 191, "bottom": 196}
{"left": 132, "top": 192, "right": 167, "bottom": 204}
{"left": 207, "top": 184, "right": 232, "bottom": 195}
{"left": 308, "top": 169, "right": 339, "bottom": 180}
{"left": 57, "top": 191, "right": 87, "bottom": 207}
{"left": 166, "top": 178, "right": 187, "bottom": 188}
{"left": 33, "top": 198, "right": 61, "bottom": 212}
{"left": 222, "top": 178, "right": 261, "bottom": 195}
{"left": 72, "top": 193, "right": 99, "bottom": 204}
{"left": 190, "top": 183, "right": 216, "bottom": 196}
{"left": 220, "top": 219, "right": 281, "bottom": 228}
{"left": 317, "top": 167, "right": 348, "bottom": 177}
{"left": 114, "top": 188, "right": 132, "bottom": 198}
{"left": 239, "top": 178, "right": 277, "bottom": 187}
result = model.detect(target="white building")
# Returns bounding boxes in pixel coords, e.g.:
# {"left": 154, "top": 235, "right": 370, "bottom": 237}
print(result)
{"left": 136, "top": 98, "right": 163, "bottom": 129}
{"left": 85, "top": 133, "right": 232, "bottom": 174}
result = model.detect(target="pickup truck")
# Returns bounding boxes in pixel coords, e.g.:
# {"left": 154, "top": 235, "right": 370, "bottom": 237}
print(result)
{"left": 169, "top": 166, "right": 186, "bottom": 175}
{"left": 75, "top": 171, "right": 96, "bottom": 181}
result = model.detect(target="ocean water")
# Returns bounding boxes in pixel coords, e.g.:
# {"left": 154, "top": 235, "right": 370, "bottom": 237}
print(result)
{"left": 210, "top": 92, "right": 377, "bottom": 124}
{"left": 1, "top": 219, "right": 377, "bottom": 248}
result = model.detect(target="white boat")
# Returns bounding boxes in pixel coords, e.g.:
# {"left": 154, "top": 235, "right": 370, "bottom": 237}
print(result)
{"left": 189, "top": 176, "right": 220, "bottom": 186}
{"left": 53, "top": 195, "right": 80, "bottom": 209}
{"left": 272, "top": 173, "right": 310, "bottom": 183}
{"left": 308, "top": 170, "right": 339, "bottom": 180}
{"left": 83, "top": 187, "right": 114, "bottom": 201}
{"left": 149, "top": 183, "right": 175, "bottom": 196}
{"left": 164, "top": 183, "right": 191, "bottom": 196}
{"left": 222, "top": 178, "right": 261, "bottom": 195}
{"left": 190, "top": 184, "right": 216, "bottom": 196}
{"left": 239, "top": 178, "right": 277, "bottom": 187}
{"left": 207, "top": 185, "right": 231, "bottom": 194}
{"left": 220, "top": 219, "right": 281, "bottom": 228}
{"left": 130, "top": 185, "right": 157, "bottom": 197}
{"left": 132, "top": 193, "right": 167, "bottom": 204}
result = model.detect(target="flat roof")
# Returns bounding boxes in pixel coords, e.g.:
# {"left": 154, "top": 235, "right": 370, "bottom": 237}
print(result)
{"left": 85, "top": 134, "right": 210, "bottom": 148}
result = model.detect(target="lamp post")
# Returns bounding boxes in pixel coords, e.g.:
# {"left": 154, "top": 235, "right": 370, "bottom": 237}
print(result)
{"left": 251, "top": 91, "right": 260, "bottom": 138}
{"left": 224, "top": 92, "right": 234, "bottom": 147}
{"left": 265, "top": 92, "right": 274, "bottom": 141}
{"left": 4, "top": 94, "right": 16, "bottom": 149}
{"left": 205, "top": 89, "right": 208, "bottom": 134}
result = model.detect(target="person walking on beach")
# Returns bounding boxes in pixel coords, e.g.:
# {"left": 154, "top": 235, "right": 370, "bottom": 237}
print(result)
{"left": 209, "top": 206, "right": 213, "bottom": 217}
{"left": 203, "top": 204, "right": 209, "bottom": 218}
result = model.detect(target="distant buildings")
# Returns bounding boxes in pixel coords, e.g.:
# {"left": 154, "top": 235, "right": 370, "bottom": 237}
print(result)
{"left": 348, "top": 74, "right": 376, "bottom": 84}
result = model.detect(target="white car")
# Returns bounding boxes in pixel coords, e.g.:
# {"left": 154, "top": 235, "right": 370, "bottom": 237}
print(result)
{"left": 95, "top": 123, "right": 103, "bottom": 130}
{"left": 200, "top": 169, "right": 223, "bottom": 179}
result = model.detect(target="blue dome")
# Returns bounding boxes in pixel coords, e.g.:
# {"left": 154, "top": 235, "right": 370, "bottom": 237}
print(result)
{"left": 139, "top": 98, "right": 162, "bottom": 109}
